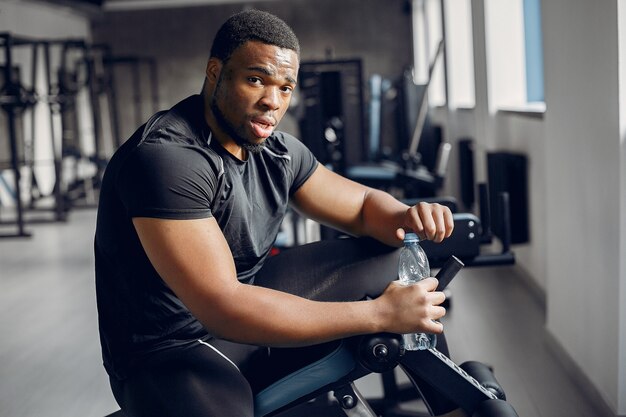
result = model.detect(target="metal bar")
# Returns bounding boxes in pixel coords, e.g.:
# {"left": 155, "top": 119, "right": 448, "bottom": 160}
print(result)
{"left": 1, "top": 34, "right": 31, "bottom": 237}
{"left": 399, "top": 348, "right": 498, "bottom": 414}
{"left": 43, "top": 41, "right": 69, "bottom": 222}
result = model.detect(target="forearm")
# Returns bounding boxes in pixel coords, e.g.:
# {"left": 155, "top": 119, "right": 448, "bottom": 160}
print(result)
{"left": 356, "top": 188, "right": 409, "bottom": 246}
{"left": 292, "top": 167, "right": 410, "bottom": 246}
{"left": 201, "top": 282, "right": 384, "bottom": 347}
{"left": 354, "top": 189, "right": 453, "bottom": 245}
{"left": 293, "top": 164, "right": 453, "bottom": 246}
{"left": 207, "top": 277, "right": 446, "bottom": 347}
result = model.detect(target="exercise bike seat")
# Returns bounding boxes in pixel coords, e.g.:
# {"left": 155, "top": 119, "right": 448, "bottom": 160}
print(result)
{"left": 254, "top": 340, "right": 358, "bottom": 417}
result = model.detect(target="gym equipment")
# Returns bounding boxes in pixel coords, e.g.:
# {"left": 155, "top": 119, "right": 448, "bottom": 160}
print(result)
{"left": 360, "top": 184, "right": 514, "bottom": 414}
{"left": 104, "top": 258, "right": 519, "bottom": 417}
{"left": 486, "top": 152, "right": 529, "bottom": 244}
{"left": 435, "top": 255, "right": 464, "bottom": 291}
{"left": 0, "top": 34, "right": 82, "bottom": 237}
{"left": 455, "top": 139, "right": 529, "bottom": 245}
{"left": 297, "top": 58, "right": 366, "bottom": 176}
{"left": 419, "top": 190, "right": 514, "bottom": 269}
{"left": 0, "top": 33, "right": 155, "bottom": 236}
{"left": 344, "top": 40, "right": 451, "bottom": 200}
{"left": 364, "top": 187, "right": 514, "bottom": 414}
{"left": 457, "top": 138, "right": 475, "bottom": 212}
{"left": 399, "top": 183, "right": 514, "bottom": 270}
{"left": 26, "top": 40, "right": 69, "bottom": 223}
{"left": 0, "top": 32, "right": 39, "bottom": 238}
{"left": 1, "top": 36, "right": 107, "bottom": 222}
{"left": 48, "top": 38, "right": 104, "bottom": 208}
{"left": 253, "top": 337, "right": 517, "bottom": 417}
{"left": 42, "top": 39, "right": 152, "bottom": 209}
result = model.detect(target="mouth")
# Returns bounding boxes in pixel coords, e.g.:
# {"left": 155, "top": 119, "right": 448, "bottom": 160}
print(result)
{"left": 250, "top": 117, "right": 275, "bottom": 139}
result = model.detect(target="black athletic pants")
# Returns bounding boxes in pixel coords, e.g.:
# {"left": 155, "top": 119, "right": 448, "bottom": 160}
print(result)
{"left": 110, "top": 237, "right": 448, "bottom": 417}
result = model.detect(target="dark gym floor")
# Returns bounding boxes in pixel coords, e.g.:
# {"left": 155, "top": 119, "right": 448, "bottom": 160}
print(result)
{"left": 0, "top": 209, "right": 608, "bottom": 417}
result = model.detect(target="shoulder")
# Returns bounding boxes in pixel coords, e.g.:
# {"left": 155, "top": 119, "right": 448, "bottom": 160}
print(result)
{"left": 126, "top": 95, "right": 222, "bottom": 177}
{"left": 264, "top": 131, "right": 319, "bottom": 193}
{"left": 129, "top": 140, "right": 221, "bottom": 175}
{"left": 115, "top": 136, "right": 222, "bottom": 219}
{"left": 142, "top": 95, "right": 210, "bottom": 147}
{"left": 264, "top": 131, "right": 312, "bottom": 157}
{"left": 116, "top": 130, "right": 223, "bottom": 197}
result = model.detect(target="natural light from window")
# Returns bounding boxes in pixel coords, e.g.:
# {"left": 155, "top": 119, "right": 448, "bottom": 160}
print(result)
{"left": 444, "top": 0, "right": 475, "bottom": 109}
{"left": 412, "top": 0, "right": 476, "bottom": 109}
{"left": 484, "top": 0, "right": 545, "bottom": 113}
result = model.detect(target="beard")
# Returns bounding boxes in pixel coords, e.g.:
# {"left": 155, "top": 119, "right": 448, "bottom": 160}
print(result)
{"left": 210, "top": 87, "right": 266, "bottom": 155}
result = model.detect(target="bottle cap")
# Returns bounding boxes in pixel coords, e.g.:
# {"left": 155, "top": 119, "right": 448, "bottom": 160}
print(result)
{"left": 404, "top": 232, "right": 419, "bottom": 243}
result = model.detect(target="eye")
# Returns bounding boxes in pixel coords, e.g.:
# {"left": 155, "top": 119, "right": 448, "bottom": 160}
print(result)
{"left": 280, "top": 85, "right": 294, "bottom": 94}
{"left": 248, "top": 76, "right": 263, "bottom": 85}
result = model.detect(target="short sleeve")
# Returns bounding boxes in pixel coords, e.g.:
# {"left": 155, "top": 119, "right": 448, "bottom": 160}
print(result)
{"left": 116, "top": 142, "right": 222, "bottom": 220}
{"left": 277, "top": 133, "right": 319, "bottom": 194}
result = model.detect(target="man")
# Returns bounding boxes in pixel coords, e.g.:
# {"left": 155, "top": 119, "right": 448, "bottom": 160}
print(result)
{"left": 95, "top": 9, "right": 454, "bottom": 417}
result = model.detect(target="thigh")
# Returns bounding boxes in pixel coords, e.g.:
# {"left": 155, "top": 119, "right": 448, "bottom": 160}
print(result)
{"left": 111, "top": 340, "right": 254, "bottom": 417}
{"left": 254, "top": 237, "right": 400, "bottom": 301}
{"left": 245, "top": 238, "right": 402, "bottom": 392}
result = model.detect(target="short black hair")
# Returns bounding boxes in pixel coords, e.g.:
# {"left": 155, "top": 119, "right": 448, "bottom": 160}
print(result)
{"left": 210, "top": 9, "right": 300, "bottom": 62}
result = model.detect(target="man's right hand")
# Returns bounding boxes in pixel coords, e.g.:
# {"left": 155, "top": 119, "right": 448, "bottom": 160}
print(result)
{"left": 374, "top": 278, "right": 446, "bottom": 335}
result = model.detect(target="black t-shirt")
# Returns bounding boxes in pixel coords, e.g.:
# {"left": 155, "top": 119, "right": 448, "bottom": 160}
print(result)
{"left": 94, "top": 95, "right": 318, "bottom": 379}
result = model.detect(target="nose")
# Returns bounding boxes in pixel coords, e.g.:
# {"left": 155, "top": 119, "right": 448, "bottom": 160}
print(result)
{"left": 259, "top": 86, "right": 281, "bottom": 111}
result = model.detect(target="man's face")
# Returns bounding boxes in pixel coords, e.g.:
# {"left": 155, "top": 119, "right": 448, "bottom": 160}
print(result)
{"left": 210, "top": 40, "right": 299, "bottom": 154}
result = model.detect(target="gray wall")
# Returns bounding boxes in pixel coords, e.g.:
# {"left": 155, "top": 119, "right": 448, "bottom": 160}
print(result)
{"left": 92, "top": 0, "right": 413, "bottom": 148}
{"left": 543, "top": 0, "right": 624, "bottom": 414}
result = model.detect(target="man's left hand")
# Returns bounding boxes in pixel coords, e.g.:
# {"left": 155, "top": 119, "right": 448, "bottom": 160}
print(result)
{"left": 396, "top": 202, "right": 454, "bottom": 243}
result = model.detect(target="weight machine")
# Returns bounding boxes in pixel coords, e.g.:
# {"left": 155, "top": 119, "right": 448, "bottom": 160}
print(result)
{"left": 44, "top": 38, "right": 109, "bottom": 208}
{"left": 345, "top": 40, "right": 451, "bottom": 200}
{"left": 0, "top": 33, "right": 157, "bottom": 236}
{"left": 0, "top": 33, "right": 39, "bottom": 237}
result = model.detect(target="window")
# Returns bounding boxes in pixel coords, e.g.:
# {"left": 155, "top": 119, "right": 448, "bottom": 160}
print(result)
{"left": 411, "top": 0, "right": 445, "bottom": 106}
{"left": 485, "top": 0, "right": 545, "bottom": 112}
{"left": 444, "top": 0, "right": 475, "bottom": 108}
{"left": 523, "top": 0, "right": 544, "bottom": 103}
{"left": 411, "top": 0, "right": 476, "bottom": 108}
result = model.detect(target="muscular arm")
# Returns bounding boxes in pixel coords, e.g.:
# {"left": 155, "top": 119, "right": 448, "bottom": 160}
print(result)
{"left": 133, "top": 216, "right": 444, "bottom": 347}
{"left": 292, "top": 164, "right": 453, "bottom": 246}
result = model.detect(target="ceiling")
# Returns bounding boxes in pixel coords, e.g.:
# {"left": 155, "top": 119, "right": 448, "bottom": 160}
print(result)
{"left": 35, "top": 0, "right": 275, "bottom": 12}
{"left": 103, "top": 0, "right": 275, "bottom": 11}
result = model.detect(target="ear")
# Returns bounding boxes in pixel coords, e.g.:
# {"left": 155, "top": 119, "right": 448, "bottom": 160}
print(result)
{"left": 205, "top": 57, "right": 222, "bottom": 85}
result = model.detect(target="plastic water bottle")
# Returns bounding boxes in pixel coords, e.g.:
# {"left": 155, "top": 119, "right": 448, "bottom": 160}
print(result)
{"left": 398, "top": 232, "right": 437, "bottom": 350}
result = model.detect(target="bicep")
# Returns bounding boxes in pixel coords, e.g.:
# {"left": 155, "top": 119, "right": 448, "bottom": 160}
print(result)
{"left": 132, "top": 216, "right": 239, "bottom": 328}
